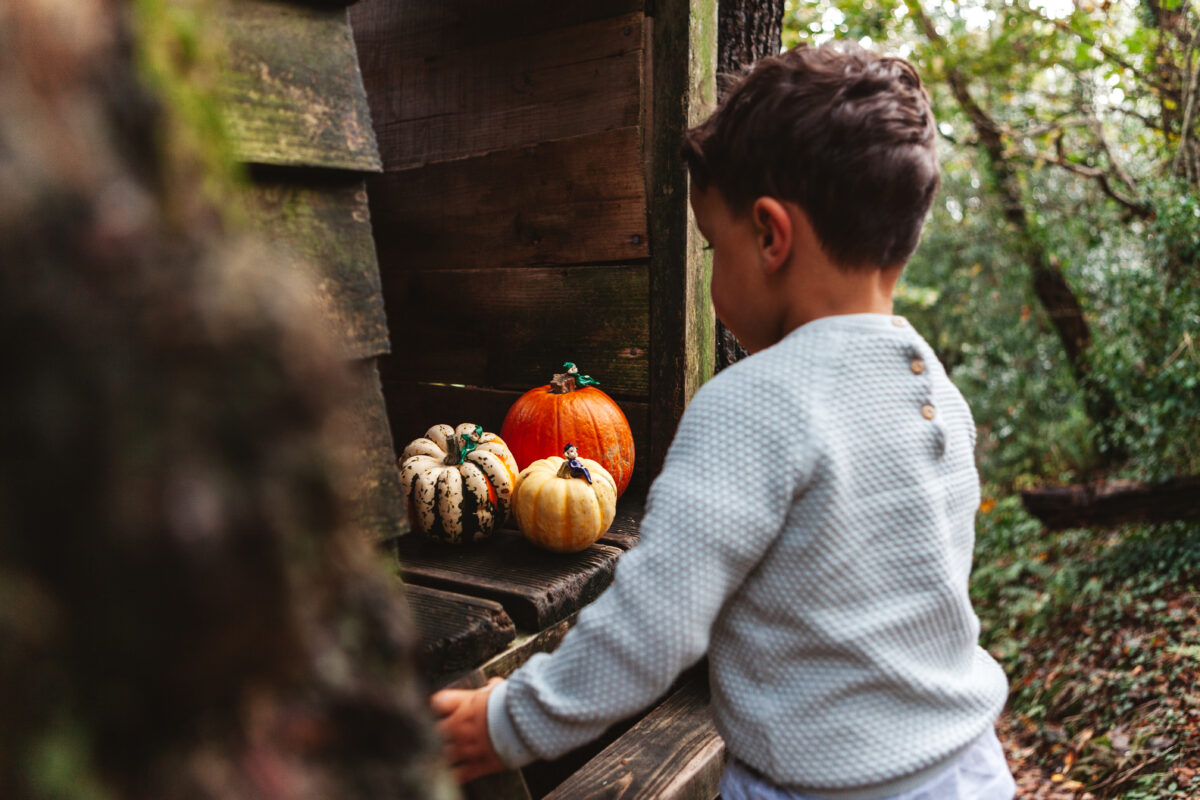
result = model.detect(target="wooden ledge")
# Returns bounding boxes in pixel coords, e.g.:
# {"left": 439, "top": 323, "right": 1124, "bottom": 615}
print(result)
{"left": 542, "top": 672, "right": 726, "bottom": 800}
{"left": 390, "top": 531, "right": 622, "bottom": 630}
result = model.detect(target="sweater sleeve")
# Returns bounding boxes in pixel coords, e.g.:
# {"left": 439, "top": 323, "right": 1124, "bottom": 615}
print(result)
{"left": 488, "top": 367, "right": 813, "bottom": 766}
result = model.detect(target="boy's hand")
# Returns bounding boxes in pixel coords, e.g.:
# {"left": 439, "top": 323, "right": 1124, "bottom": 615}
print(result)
{"left": 430, "top": 677, "right": 506, "bottom": 784}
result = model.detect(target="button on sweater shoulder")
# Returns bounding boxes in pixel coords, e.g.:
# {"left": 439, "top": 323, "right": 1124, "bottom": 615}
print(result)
{"left": 487, "top": 313, "right": 1009, "bottom": 797}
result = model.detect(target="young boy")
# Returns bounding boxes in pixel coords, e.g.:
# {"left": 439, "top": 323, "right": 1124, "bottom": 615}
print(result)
{"left": 432, "top": 41, "right": 1016, "bottom": 799}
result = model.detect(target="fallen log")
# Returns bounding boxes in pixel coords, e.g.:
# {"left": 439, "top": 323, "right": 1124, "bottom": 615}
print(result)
{"left": 1020, "top": 475, "right": 1200, "bottom": 530}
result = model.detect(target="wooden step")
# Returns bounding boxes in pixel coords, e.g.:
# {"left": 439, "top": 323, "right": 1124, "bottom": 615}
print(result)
{"left": 390, "top": 530, "right": 623, "bottom": 630}
{"left": 404, "top": 584, "right": 515, "bottom": 680}
{"left": 542, "top": 672, "right": 726, "bottom": 800}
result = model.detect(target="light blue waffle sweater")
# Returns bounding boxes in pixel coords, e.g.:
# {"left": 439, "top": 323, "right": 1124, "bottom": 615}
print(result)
{"left": 487, "top": 313, "right": 1009, "bottom": 798}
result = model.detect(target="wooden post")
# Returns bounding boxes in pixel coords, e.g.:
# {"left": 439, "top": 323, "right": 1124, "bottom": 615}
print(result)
{"left": 648, "top": 0, "right": 717, "bottom": 476}
{"left": 214, "top": 0, "right": 410, "bottom": 540}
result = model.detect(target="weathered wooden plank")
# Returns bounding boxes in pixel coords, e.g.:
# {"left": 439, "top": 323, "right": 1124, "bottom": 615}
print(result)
{"left": 242, "top": 173, "right": 390, "bottom": 360}
{"left": 404, "top": 584, "right": 515, "bottom": 679}
{"left": 216, "top": 0, "right": 381, "bottom": 171}
{"left": 339, "top": 359, "right": 409, "bottom": 540}
{"left": 648, "top": 0, "right": 718, "bottom": 477}
{"left": 351, "top": 0, "right": 642, "bottom": 61}
{"left": 542, "top": 673, "right": 725, "bottom": 800}
{"left": 368, "top": 127, "right": 648, "bottom": 271}
{"left": 439, "top": 614, "right": 579, "bottom": 691}
{"left": 356, "top": 11, "right": 643, "bottom": 169}
{"left": 597, "top": 494, "right": 643, "bottom": 551}
{"left": 381, "top": 383, "right": 539, "bottom": 446}
{"left": 389, "top": 532, "right": 623, "bottom": 630}
{"left": 381, "top": 264, "right": 650, "bottom": 397}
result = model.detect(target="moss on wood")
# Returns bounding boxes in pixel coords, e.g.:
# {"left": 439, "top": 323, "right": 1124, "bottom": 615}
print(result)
{"left": 215, "top": 0, "right": 381, "bottom": 171}
{"left": 242, "top": 174, "right": 391, "bottom": 360}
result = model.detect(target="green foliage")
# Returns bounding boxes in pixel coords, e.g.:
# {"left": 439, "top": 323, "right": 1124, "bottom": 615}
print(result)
{"left": 971, "top": 500, "right": 1200, "bottom": 797}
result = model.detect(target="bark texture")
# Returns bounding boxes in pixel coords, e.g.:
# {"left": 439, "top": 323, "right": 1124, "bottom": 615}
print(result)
{"left": 714, "top": 0, "right": 785, "bottom": 372}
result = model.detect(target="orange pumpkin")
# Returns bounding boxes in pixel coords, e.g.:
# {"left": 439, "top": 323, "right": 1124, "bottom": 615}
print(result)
{"left": 500, "top": 363, "right": 635, "bottom": 497}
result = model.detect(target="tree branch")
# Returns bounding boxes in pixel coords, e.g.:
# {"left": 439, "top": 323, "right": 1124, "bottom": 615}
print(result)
{"left": 905, "top": 0, "right": 1123, "bottom": 433}
{"left": 1089, "top": 117, "right": 1141, "bottom": 194}
{"left": 1170, "top": 15, "right": 1200, "bottom": 179}
{"left": 1036, "top": 135, "right": 1155, "bottom": 217}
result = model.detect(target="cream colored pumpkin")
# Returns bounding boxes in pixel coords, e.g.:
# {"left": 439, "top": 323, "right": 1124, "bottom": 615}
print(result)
{"left": 512, "top": 455, "right": 617, "bottom": 553}
{"left": 399, "top": 423, "right": 519, "bottom": 544}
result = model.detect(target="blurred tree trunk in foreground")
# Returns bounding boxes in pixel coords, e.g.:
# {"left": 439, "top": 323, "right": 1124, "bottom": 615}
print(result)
{"left": 714, "top": 0, "right": 784, "bottom": 372}
{"left": 0, "top": 2, "right": 448, "bottom": 798}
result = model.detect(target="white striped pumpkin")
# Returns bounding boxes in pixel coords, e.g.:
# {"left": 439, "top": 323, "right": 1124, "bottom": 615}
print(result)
{"left": 512, "top": 455, "right": 616, "bottom": 553}
{"left": 399, "top": 423, "right": 519, "bottom": 544}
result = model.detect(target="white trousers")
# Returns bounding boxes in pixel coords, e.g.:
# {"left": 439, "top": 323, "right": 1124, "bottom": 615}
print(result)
{"left": 719, "top": 728, "right": 1016, "bottom": 800}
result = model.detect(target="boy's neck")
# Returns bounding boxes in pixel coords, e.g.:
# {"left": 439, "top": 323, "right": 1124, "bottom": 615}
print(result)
{"left": 772, "top": 202, "right": 906, "bottom": 338}
{"left": 781, "top": 259, "right": 903, "bottom": 334}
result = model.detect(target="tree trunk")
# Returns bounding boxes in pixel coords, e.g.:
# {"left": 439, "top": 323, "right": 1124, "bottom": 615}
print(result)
{"left": 1021, "top": 476, "right": 1200, "bottom": 530}
{"left": 714, "top": 0, "right": 785, "bottom": 372}
{"left": 718, "top": 0, "right": 785, "bottom": 77}
{"left": 0, "top": 3, "right": 443, "bottom": 798}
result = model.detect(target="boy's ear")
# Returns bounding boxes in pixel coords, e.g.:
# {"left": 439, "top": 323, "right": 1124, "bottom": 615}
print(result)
{"left": 752, "top": 197, "right": 792, "bottom": 274}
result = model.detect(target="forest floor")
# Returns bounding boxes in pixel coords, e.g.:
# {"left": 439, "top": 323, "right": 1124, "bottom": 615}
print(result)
{"left": 973, "top": 497, "right": 1199, "bottom": 799}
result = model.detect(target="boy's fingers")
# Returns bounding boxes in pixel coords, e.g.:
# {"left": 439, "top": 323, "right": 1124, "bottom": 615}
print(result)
{"left": 429, "top": 688, "right": 465, "bottom": 716}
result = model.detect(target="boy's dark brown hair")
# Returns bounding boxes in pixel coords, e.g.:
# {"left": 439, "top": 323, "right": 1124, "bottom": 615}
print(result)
{"left": 684, "top": 40, "right": 939, "bottom": 269}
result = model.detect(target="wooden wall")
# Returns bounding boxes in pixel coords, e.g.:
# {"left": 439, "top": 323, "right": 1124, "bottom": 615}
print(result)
{"left": 351, "top": 0, "right": 652, "bottom": 486}
{"left": 351, "top": 0, "right": 716, "bottom": 492}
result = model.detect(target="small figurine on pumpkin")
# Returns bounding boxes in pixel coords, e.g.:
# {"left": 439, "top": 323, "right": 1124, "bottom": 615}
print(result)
{"left": 563, "top": 443, "right": 592, "bottom": 484}
{"left": 562, "top": 362, "right": 601, "bottom": 388}
{"left": 458, "top": 423, "right": 484, "bottom": 462}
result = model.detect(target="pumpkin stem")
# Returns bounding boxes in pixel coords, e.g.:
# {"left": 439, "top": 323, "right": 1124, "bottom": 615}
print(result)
{"left": 550, "top": 362, "right": 600, "bottom": 394}
{"left": 550, "top": 373, "right": 577, "bottom": 394}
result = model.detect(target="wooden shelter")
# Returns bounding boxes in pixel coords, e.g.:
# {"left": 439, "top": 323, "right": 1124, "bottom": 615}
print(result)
{"left": 216, "top": 0, "right": 724, "bottom": 796}
{"left": 350, "top": 0, "right": 718, "bottom": 486}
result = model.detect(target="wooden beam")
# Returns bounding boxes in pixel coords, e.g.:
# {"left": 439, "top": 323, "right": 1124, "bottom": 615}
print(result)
{"left": 341, "top": 359, "right": 410, "bottom": 540}
{"left": 351, "top": 0, "right": 642, "bottom": 62}
{"left": 404, "top": 584, "right": 515, "bottom": 679}
{"left": 215, "top": 0, "right": 381, "bottom": 171}
{"left": 648, "top": 0, "right": 717, "bottom": 477}
{"left": 437, "top": 614, "right": 579, "bottom": 691}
